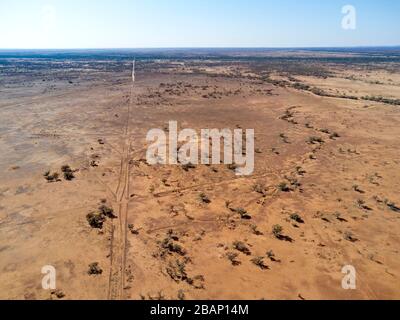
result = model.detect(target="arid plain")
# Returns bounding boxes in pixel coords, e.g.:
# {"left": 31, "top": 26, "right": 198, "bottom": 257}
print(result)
{"left": 0, "top": 49, "right": 399, "bottom": 300}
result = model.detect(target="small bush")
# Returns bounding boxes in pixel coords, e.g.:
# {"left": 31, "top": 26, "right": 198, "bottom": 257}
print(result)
{"left": 250, "top": 224, "right": 263, "bottom": 235}
{"left": 86, "top": 212, "right": 106, "bottom": 229}
{"left": 305, "top": 123, "right": 313, "bottom": 129}
{"left": 88, "top": 262, "right": 103, "bottom": 275}
{"left": 279, "top": 133, "right": 290, "bottom": 144}
{"left": 357, "top": 200, "right": 372, "bottom": 211}
{"left": 99, "top": 205, "right": 116, "bottom": 219}
{"left": 50, "top": 289, "right": 65, "bottom": 299}
{"left": 344, "top": 231, "right": 358, "bottom": 243}
{"left": 64, "top": 171, "right": 75, "bottom": 181}
{"left": 61, "top": 165, "right": 75, "bottom": 181}
{"left": 177, "top": 290, "right": 185, "bottom": 300}
{"left": 61, "top": 165, "right": 72, "bottom": 173}
{"left": 272, "top": 225, "right": 283, "bottom": 238}
{"left": 252, "top": 184, "right": 266, "bottom": 195}
{"left": 278, "top": 182, "right": 291, "bottom": 192}
{"left": 353, "top": 185, "right": 365, "bottom": 194}
{"left": 90, "top": 160, "right": 98, "bottom": 167}
{"left": 330, "top": 132, "right": 340, "bottom": 140}
{"left": 182, "top": 163, "right": 196, "bottom": 171}
{"left": 45, "top": 172, "right": 60, "bottom": 183}
{"left": 251, "top": 256, "right": 268, "bottom": 270}
{"left": 166, "top": 259, "right": 187, "bottom": 282}
{"left": 232, "top": 208, "right": 252, "bottom": 220}
{"left": 319, "top": 128, "right": 331, "bottom": 134}
{"left": 162, "top": 238, "right": 186, "bottom": 256}
{"left": 233, "top": 241, "right": 251, "bottom": 255}
{"left": 161, "top": 231, "right": 186, "bottom": 256}
{"left": 266, "top": 250, "right": 276, "bottom": 261}
{"left": 226, "top": 252, "right": 241, "bottom": 266}
{"left": 308, "top": 136, "right": 324, "bottom": 145}
{"left": 386, "top": 200, "right": 400, "bottom": 213}
{"left": 290, "top": 213, "right": 304, "bottom": 223}
{"left": 296, "top": 166, "right": 306, "bottom": 176}
{"left": 199, "top": 193, "right": 211, "bottom": 204}
{"left": 128, "top": 224, "right": 140, "bottom": 235}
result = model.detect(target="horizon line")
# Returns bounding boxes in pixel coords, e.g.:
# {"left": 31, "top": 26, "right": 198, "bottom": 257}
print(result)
{"left": 1, "top": 45, "right": 400, "bottom": 51}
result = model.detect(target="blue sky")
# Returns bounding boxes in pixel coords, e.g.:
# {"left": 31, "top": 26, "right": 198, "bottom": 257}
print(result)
{"left": 0, "top": 0, "right": 399, "bottom": 49}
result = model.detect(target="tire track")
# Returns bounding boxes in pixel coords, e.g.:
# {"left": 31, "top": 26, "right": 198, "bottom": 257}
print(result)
{"left": 108, "top": 80, "right": 133, "bottom": 300}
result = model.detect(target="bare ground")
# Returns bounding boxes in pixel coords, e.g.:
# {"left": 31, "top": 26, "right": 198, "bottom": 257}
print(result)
{"left": 0, "top": 52, "right": 399, "bottom": 300}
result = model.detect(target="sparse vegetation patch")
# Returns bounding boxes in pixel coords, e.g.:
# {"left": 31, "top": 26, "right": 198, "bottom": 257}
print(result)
{"left": 251, "top": 256, "right": 268, "bottom": 270}
{"left": 88, "top": 262, "right": 103, "bottom": 275}
{"left": 233, "top": 241, "right": 251, "bottom": 255}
